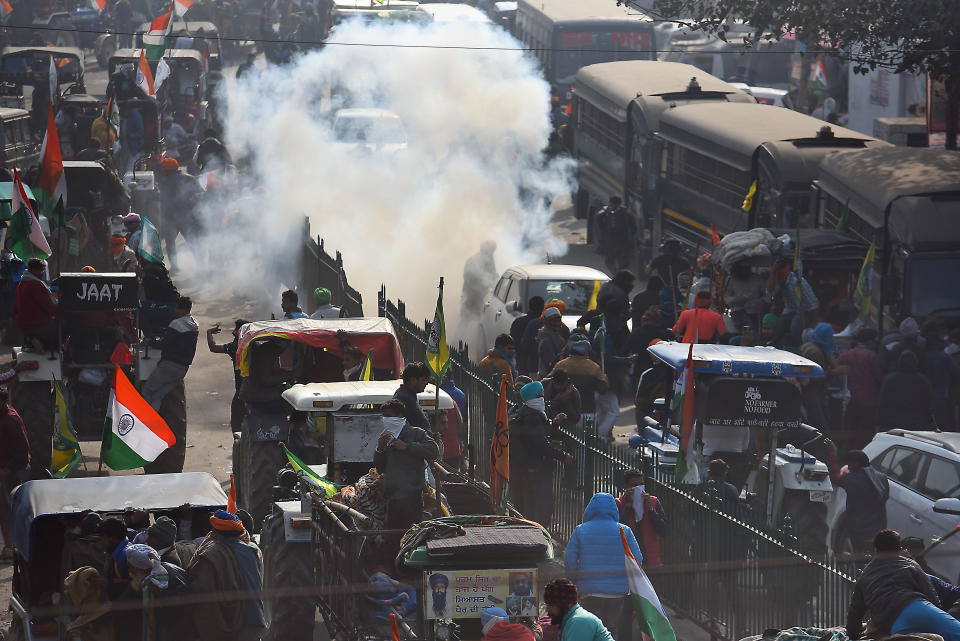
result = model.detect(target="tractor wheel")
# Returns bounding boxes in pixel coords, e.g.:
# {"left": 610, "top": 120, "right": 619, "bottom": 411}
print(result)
{"left": 242, "top": 439, "right": 284, "bottom": 531}
{"left": 10, "top": 380, "right": 54, "bottom": 478}
{"left": 261, "top": 512, "right": 315, "bottom": 641}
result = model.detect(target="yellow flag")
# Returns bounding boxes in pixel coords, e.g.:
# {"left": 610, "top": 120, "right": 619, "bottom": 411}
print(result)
{"left": 587, "top": 280, "right": 602, "bottom": 311}
{"left": 359, "top": 348, "right": 374, "bottom": 381}
{"left": 426, "top": 278, "right": 449, "bottom": 380}
{"left": 741, "top": 179, "right": 757, "bottom": 212}
{"left": 52, "top": 380, "right": 81, "bottom": 478}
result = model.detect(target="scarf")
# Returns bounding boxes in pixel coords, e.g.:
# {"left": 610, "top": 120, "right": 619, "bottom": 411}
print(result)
{"left": 494, "top": 347, "right": 517, "bottom": 379}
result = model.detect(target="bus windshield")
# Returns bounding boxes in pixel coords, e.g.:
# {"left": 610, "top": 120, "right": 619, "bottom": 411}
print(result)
{"left": 554, "top": 29, "right": 652, "bottom": 82}
{"left": 908, "top": 256, "right": 960, "bottom": 317}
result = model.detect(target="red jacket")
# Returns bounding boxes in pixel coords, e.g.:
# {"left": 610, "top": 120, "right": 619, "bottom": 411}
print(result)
{"left": 674, "top": 307, "right": 726, "bottom": 343}
{"left": 13, "top": 276, "right": 60, "bottom": 329}
{"left": 616, "top": 492, "right": 663, "bottom": 568}
{"left": 0, "top": 404, "right": 29, "bottom": 471}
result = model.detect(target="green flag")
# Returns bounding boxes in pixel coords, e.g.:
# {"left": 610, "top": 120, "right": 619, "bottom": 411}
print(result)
{"left": 425, "top": 278, "right": 449, "bottom": 380}
{"left": 138, "top": 216, "right": 164, "bottom": 263}
{"left": 854, "top": 239, "right": 876, "bottom": 323}
{"left": 281, "top": 443, "right": 338, "bottom": 497}
{"left": 8, "top": 205, "right": 51, "bottom": 261}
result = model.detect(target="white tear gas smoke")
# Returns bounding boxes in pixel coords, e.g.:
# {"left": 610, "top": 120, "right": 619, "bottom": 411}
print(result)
{"left": 197, "top": 18, "right": 572, "bottom": 343}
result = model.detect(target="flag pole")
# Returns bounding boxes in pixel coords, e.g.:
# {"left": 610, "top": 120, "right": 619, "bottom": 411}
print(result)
{"left": 434, "top": 276, "right": 443, "bottom": 516}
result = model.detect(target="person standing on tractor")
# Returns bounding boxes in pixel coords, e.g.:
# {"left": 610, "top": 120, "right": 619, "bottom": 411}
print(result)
{"left": 208, "top": 319, "right": 249, "bottom": 431}
{"left": 673, "top": 291, "right": 726, "bottom": 344}
{"left": 375, "top": 399, "right": 440, "bottom": 530}
{"left": 595, "top": 197, "right": 636, "bottom": 274}
{"left": 394, "top": 362, "right": 431, "bottom": 429}
{"left": 281, "top": 290, "right": 308, "bottom": 319}
{"left": 157, "top": 158, "right": 204, "bottom": 272}
{"left": 0, "top": 388, "right": 29, "bottom": 558}
{"left": 310, "top": 287, "right": 344, "bottom": 319}
{"left": 14, "top": 258, "right": 61, "bottom": 352}
{"left": 143, "top": 296, "right": 199, "bottom": 414}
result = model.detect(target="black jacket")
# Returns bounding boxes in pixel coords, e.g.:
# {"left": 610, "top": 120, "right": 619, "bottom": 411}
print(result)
{"left": 847, "top": 555, "right": 939, "bottom": 639}
{"left": 509, "top": 404, "right": 565, "bottom": 473}
{"left": 374, "top": 424, "right": 439, "bottom": 499}
{"left": 160, "top": 315, "right": 199, "bottom": 366}
{"left": 393, "top": 385, "right": 430, "bottom": 428}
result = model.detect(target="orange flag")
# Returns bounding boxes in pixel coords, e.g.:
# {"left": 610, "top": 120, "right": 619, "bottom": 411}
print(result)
{"left": 227, "top": 474, "right": 237, "bottom": 514}
{"left": 710, "top": 225, "right": 720, "bottom": 246}
{"left": 390, "top": 613, "right": 401, "bottom": 641}
{"left": 489, "top": 375, "right": 510, "bottom": 514}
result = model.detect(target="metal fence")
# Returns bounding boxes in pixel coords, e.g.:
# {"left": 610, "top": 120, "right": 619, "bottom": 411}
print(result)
{"left": 300, "top": 218, "right": 364, "bottom": 317}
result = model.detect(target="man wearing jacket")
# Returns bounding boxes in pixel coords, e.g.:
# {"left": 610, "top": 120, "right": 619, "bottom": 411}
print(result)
{"left": 543, "top": 578, "right": 614, "bottom": 641}
{"left": 564, "top": 493, "right": 644, "bottom": 641}
{"left": 615, "top": 468, "right": 665, "bottom": 571}
{"left": 13, "top": 258, "right": 61, "bottom": 351}
{"left": 374, "top": 399, "right": 440, "bottom": 530}
{"left": 846, "top": 529, "right": 960, "bottom": 640}
{"left": 143, "top": 296, "right": 199, "bottom": 411}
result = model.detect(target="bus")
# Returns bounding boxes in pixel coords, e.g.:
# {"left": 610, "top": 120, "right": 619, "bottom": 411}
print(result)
{"left": 571, "top": 60, "right": 754, "bottom": 250}
{"left": 815, "top": 147, "right": 960, "bottom": 335}
{"left": 653, "top": 101, "right": 889, "bottom": 248}
{"left": 515, "top": 0, "right": 656, "bottom": 100}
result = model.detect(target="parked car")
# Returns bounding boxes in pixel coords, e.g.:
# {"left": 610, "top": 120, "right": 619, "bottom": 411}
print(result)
{"left": 828, "top": 429, "right": 960, "bottom": 581}
{"left": 477, "top": 263, "right": 610, "bottom": 347}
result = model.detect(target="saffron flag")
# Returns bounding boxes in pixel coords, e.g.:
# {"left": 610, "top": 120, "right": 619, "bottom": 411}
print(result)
{"left": 710, "top": 224, "right": 720, "bottom": 246}
{"left": 143, "top": 2, "right": 175, "bottom": 59}
{"left": 8, "top": 168, "right": 51, "bottom": 260}
{"left": 854, "top": 239, "right": 876, "bottom": 323}
{"left": 811, "top": 58, "right": 828, "bottom": 92}
{"left": 425, "top": 278, "right": 449, "bottom": 380}
{"left": 101, "top": 368, "right": 176, "bottom": 470}
{"left": 621, "top": 530, "right": 677, "bottom": 641}
{"left": 741, "top": 179, "right": 757, "bottom": 212}
{"left": 89, "top": 0, "right": 106, "bottom": 11}
{"left": 359, "top": 348, "right": 374, "bottom": 381}
{"left": 389, "top": 613, "right": 402, "bottom": 641}
{"left": 227, "top": 474, "right": 237, "bottom": 513}
{"left": 672, "top": 343, "right": 698, "bottom": 484}
{"left": 37, "top": 104, "right": 67, "bottom": 217}
{"left": 136, "top": 49, "right": 156, "bottom": 97}
{"left": 489, "top": 375, "right": 510, "bottom": 514}
{"left": 109, "top": 342, "right": 134, "bottom": 365}
{"left": 0, "top": 0, "right": 13, "bottom": 18}
{"left": 139, "top": 216, "right": 164, "bottom": 263}
{"left": 280, "top": 442, "right": 338, "bottom": 497}
{"left": 52, "top": 379, "right": 82, "bottom": 478}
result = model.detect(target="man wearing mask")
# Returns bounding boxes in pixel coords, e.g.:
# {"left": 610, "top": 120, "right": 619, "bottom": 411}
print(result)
{"left": 615, "top": 468, "right": 666, "bottom": 572}
{"left": 511, "top": 381, "right": 572, "bottom": 525}
{"left": 375, "top": 399, "right": 440, "bottom": 530}
{"left": 479, "top": 333, "right": 516, "bottom": 389}
{"left": 109, "top": 235, "right": 138, "bottom": 273}
{"left": 538, "top": 307, "right": 567, "bottom": 379}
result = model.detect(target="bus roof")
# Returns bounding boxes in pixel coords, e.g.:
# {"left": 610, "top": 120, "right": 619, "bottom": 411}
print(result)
{"left": 519, "top": 0, "right": 650, "bottom": 22}
{"left": 657, "top": 102, "right": 875, "bottom": 171}
{"left": 817, "top": 147, "right": 960, "bottom": 247}
{"left": 575, "top": 60, "right": 753, "bottom": 122}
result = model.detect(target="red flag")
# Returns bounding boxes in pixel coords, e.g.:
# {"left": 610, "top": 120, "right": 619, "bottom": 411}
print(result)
{"left": 227, "top": 474, "right": 237, "bottom": 514}
{"left": 489, "top": 375, "right": 510, "bottom": 514}
{"left": 710, "top": 225, "right": 720, "bottom": 246}
{"left": 109, "top": 342, "right": 134, "bottom": 365}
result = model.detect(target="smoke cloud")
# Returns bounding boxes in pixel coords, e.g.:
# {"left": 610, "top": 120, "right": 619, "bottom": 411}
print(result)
{"left": 193, "top": 17, "right": 572, "bottom": 343}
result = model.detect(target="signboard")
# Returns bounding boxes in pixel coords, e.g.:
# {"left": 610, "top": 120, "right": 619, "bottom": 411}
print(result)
{"left": 56, "top": 273, "right": 139, "bottom": 312}
{"left": 559, "top": 31, "right": 650, "bottom": 48}
{"left": 705, "top": 377, "right": 801, "bottom": 429}
{"left": 330, "top": 413, "right": 382, "bottom": 462}
{"left": 424, "top": 569, "right": 538, "bottom": 620}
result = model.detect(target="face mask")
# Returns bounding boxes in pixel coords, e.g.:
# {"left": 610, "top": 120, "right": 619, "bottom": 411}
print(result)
{"left": 382, "top": 416, "right": 405, "bottom": 437}
{"left": 525, "top": 397, "right": 546, "bottom": 412}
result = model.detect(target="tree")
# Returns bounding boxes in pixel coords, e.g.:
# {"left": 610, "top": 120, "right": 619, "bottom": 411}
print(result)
{"left": 639, "top": 0, "right": 960, "bottom": 149}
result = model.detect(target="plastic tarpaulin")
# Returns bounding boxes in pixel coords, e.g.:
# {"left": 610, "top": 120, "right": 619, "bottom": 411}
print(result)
{"left": 236, "top": 317, "right": 404, "bottom": 377}
{"left": 10, "top": 472, "right": 227, "bottom": 561}
{"left": 647, "top": 341, "right": 823, "bottom": 378}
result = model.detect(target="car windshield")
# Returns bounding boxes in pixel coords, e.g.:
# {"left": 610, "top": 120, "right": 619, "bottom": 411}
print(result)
{"left": 908, "top": 256, "right": 960, "bottom": 317}
{"left": 553, "top": 29, "right": 652, "bottom": 82}
{"left": 333, "top": 115, "right": 407, "bottom": 145}
{"left": 524, "top": 279, "right": 601, "bottom": 314}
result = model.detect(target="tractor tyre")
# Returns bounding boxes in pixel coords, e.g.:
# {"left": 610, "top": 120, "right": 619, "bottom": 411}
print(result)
{"left": 10, "top": 380, "right": 54, "bottom": 478}
{"left": 261, "top": 512, "right": 315, "bottom": 641}
{"left": 242, "top": 438, "right": 284, "bottom": 532}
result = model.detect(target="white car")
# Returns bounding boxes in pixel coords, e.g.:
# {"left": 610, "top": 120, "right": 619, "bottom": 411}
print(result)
{"left": 477, "top": 264, "right": 610, "bottom": 347}
{"left": 829, "top": 429, "right": 960, "bottom": 581}
{"left": 331, "top": 108, "right": 408, "bottom": 152}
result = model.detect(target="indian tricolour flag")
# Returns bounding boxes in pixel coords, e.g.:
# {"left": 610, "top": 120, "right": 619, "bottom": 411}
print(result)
{"left": 143, "top": 1, "right": 176, "bottom": 59}
{"left": 672, "top": 342, "right": 699, "bottom": 484}
{"left": 101, "top": 368, "right": 176, "bottom": 470}
{"left": 621, "top": 530, "right": 677, "bottom": 641}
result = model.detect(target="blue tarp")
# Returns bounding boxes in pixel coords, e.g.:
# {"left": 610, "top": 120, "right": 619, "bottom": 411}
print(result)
{"left": 647, "top": 341, "right": 824, "bottom": 378}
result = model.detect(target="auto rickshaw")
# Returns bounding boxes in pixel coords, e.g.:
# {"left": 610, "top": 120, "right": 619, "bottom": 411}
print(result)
{"left": 5, "top": 473, "right": 228, "bottom": 641}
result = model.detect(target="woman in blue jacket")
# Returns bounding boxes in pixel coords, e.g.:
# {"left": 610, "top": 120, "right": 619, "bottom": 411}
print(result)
{"left": 564, "top": 493, "right": 644, "bottom": 641}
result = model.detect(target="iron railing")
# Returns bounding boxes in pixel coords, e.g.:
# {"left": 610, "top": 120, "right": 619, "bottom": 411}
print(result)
{"left": 300, "top": 218, "right": 364, "bottom": 317}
